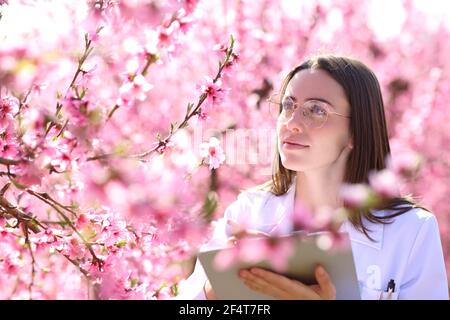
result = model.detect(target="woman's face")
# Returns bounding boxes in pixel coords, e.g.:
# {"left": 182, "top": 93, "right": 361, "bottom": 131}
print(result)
{"left": 277, "top": 68, "right": 352, "bottom": 172}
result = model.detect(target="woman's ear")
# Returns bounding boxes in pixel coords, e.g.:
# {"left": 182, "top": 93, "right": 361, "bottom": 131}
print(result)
{"left": 347, "top": 138, "right": 354, "bottom": 149}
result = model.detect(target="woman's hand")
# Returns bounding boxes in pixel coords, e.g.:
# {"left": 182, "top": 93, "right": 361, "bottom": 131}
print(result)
{"left": 239, "top": 265, "right": 336, "bottom": 300}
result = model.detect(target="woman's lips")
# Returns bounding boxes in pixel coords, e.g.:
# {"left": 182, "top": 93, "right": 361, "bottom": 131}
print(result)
{"left": 282, "top": 141, "right": 310, "bottom": 149}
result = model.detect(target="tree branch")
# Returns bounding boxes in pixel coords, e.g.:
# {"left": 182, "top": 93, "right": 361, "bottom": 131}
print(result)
{"left": 87, "top": 34, "right": 236, "bottom": 162}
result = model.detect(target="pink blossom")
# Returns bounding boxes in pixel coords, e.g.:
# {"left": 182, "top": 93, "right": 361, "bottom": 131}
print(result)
{"left": 61, "top": 95, "right": 89, "bottom": 126}
{"left": 265, "top": 238, "right": 295, "bottom": 272}
{"left": 213, "top": 42, "right": 228, "bottom": 53}
{"left": 178, "top": 0, "right": 199, "bottom": 14}
{"left": 368, "top": 169, "right": 400, "bottom": 199}
{"left": 0, "top": 142, "right": 19, "bottom": 158}
{"left": 174, "top": 9, "right": 196, "bottom": 34}
{"left": 117, "top": 74, "right": 153, "bottom": 107}
{"left": 386, "top": 152, "right": 423, "bottom": 179}
{"left": 63, "top": 238, "right": 86, "bottom": 260}
{"left": 214, "top": 246, "right": 239, "bottom": 271}
{"left": 199, "top": 137, "right": 226, "bottom": 170}
{"left": 198, "top": 76, "right": 229, "bottom": 108}
{"left": 0, "top": 97, "right": 18, "bottom": 130}
{"left": 340, "top": 183, "right": 374, "bottom": 208}
{"left": 12, "top": 161, "right": 44, "bottom": 187}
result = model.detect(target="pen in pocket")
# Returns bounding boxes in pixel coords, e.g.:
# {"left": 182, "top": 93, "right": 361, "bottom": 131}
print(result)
{"left": 386, "top": 279, "right": 396, "bottom": 300}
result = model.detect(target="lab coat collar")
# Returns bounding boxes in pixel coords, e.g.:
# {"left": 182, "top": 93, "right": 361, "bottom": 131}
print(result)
{"left": 281, "top": 179, "right": 384, "bottom": 251}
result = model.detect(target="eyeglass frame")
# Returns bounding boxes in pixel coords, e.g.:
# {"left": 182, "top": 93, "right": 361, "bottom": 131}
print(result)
{"left": 267, "top": 93, "right": 351, "bottom": 128}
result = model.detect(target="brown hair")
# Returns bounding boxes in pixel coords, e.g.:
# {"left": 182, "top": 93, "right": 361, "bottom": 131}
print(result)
{"left": 260, "top": 54, "right": 427, "bottom": 239}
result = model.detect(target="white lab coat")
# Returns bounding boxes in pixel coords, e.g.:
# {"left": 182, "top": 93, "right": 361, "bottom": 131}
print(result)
{"left": 176, "top": 182, "right": 449, "bottom": 300}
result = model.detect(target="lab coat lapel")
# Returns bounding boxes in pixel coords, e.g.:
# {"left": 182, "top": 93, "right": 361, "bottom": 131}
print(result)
{"left": 267, "top": 180, "right": 384, "bottom": 250}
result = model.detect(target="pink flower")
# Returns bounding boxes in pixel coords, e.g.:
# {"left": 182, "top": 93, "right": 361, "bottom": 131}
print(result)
{"left": 213, "top": 42, "right": 228, "bottom": 53}
{"left": 368, "top": 169, "right": 400, "bottom": 199}
{"left": 64, "top": 237, "right": 86, "bottom": 260}
{"left": 238, "top": 237, "right": 270, "bottom": 264}
{"left": 214, "top": 246, "right": 238, "bottom": 271}
{"left": 0, "top": 96, "right": 18, "bottom": 130}
{"left": 0, "top": 142, "right": 19, "bottom": 158}
{"left": 32, "top": 228, "right": 65, "bottom": 251}
{"left": 178, "top": 0, "right": 199, "bottom": 14}
{"left": 265, "top": 238, "right": 295, "bottom": 272}
{"left": 340, "top": 183, "right": 374, "bottom": 209}
{"left": 386, "top": 152, "right": 423, "bottom": 179}
{"left": 61, "top": 95, "right": 89, "bottom": 126}
{"left": 117, "top": 74, "right": 153, "bottom": 107}
{"left": 174, "top": 9, "right": 196, "bottom": 34}
{"left": 292, "top": 201, "right": 316, "bottom": 231}
{"left": 12, "top": 161, "right": 44, "bottom": 187}
{"left": 30, "top": 82, "right": 49, "bottom": 95}
{"left": 196, "top": 110, "right": 210, "bottom": 121}
{"left": 199, "top": 137, "right": 226, "bottom": 170}
{"left": 198, "top": 76, "right": 229, "bottom": 108}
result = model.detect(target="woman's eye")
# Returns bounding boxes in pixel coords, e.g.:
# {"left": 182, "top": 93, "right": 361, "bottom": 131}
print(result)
{"left": 310, "top": 104, "right": 327, "bottom": 116}
{"left": 282, "top": 100, "right": 295, "bottom": 110}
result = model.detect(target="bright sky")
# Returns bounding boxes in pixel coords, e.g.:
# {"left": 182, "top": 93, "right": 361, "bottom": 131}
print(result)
{"left": 281, "top": 0, "right": 450, "bottom": 40}
{"left": 1, "top": 0, "right": 450, "bottom": 46}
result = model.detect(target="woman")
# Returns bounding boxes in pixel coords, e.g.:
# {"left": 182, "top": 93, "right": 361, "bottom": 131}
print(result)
{"left": 178, "top": 54, "right": 449, "bottom": 300}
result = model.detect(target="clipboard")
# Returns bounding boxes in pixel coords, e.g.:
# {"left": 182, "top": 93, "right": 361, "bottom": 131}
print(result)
{"left": 198, "top": 232, "right": 361, "bottom": 300}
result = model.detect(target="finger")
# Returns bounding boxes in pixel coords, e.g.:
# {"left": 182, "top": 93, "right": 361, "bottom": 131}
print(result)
{"left": 249, "top": 268, "right": 319, "bottom": 300}
{"left": 315, "top": 265, "right": 336, "bottom": 300}
{"left": 239, "top": 269, "right": 290, "bottom": 299}
{"left": 249, "top": 268, "right": 304, "bottom": 291}
{"left": 250, "top": 268, "right": 316, "bottom": 298}
{"left": 227, "top": 236, "right": 237, "bottom": 246}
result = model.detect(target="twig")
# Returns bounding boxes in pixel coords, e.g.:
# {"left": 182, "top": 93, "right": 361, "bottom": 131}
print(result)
{"left": 45, "top": 33, "right": 95, "bottom": 137}
{"left": 106, "top": 52, "right": 159, "bottom": 122}
{"left": 26, "top": 189, "right": 102, "bottom": 268}
{"left": 87, "top": 34, "right": 236, "bottom": 162}
{"left": 0, "top": 195, "right": 43, "bottom": 233}
{"left": 26, "top": 189, "right": 78, "bottom": 219}
{"left": 23, "top": 225, "right": 36, "bottom": 300}
{"left": 0, "top": 157, "right": 20, "bottom": 166}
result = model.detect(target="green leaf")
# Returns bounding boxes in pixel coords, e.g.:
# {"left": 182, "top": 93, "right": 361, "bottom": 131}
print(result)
{"left": 130, "top": 278, "right": 138, "bottom": 288}
{"left": 88, "top": 108, "right": 103, "bottom": 125}
{"left": 202, "top": 191, "right": 218, "bottom": 221}
{"left": 79, "top": 88, "right": 86, "bottom": 99}
{"left": 186, "top": 102, "right": 193, "bottom": 115}
{"left": 170, "top": 122, "right": 177, "bottom": 134}
{"left": 115, "top": 240, "right": 127, "bottom": 248}
{"left": 11, "top": 179, "right": 28, "bottom": 190}
{"left": 171, "top": 283, "right": 179, "bottom": 296}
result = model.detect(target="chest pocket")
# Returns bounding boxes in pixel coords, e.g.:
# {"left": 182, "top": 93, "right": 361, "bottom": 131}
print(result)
{"left": 360, "top": 285, "right": 400, "bottom": 300}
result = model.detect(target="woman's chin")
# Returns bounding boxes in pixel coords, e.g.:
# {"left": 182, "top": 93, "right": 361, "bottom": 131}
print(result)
{"left": 280, "top": 158, "right": 308, "bottom": 172}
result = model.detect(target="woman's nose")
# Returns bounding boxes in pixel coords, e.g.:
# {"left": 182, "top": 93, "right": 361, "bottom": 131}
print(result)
{"left": 285, "top": 112, "right": 305, "bottom": 133}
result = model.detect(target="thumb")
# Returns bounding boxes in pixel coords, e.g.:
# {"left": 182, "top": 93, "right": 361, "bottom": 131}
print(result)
{"left": 315, "top": 265, "right": 336, "bottom": 300}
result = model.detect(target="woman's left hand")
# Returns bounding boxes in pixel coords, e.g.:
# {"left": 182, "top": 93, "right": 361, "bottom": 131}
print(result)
{"left": 239, "top": 265, "right": 336, "bottom": 300}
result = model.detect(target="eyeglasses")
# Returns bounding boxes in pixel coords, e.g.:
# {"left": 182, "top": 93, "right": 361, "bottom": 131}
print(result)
{"left": 267, "top": 93, "right": 350, "bottom": 129}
